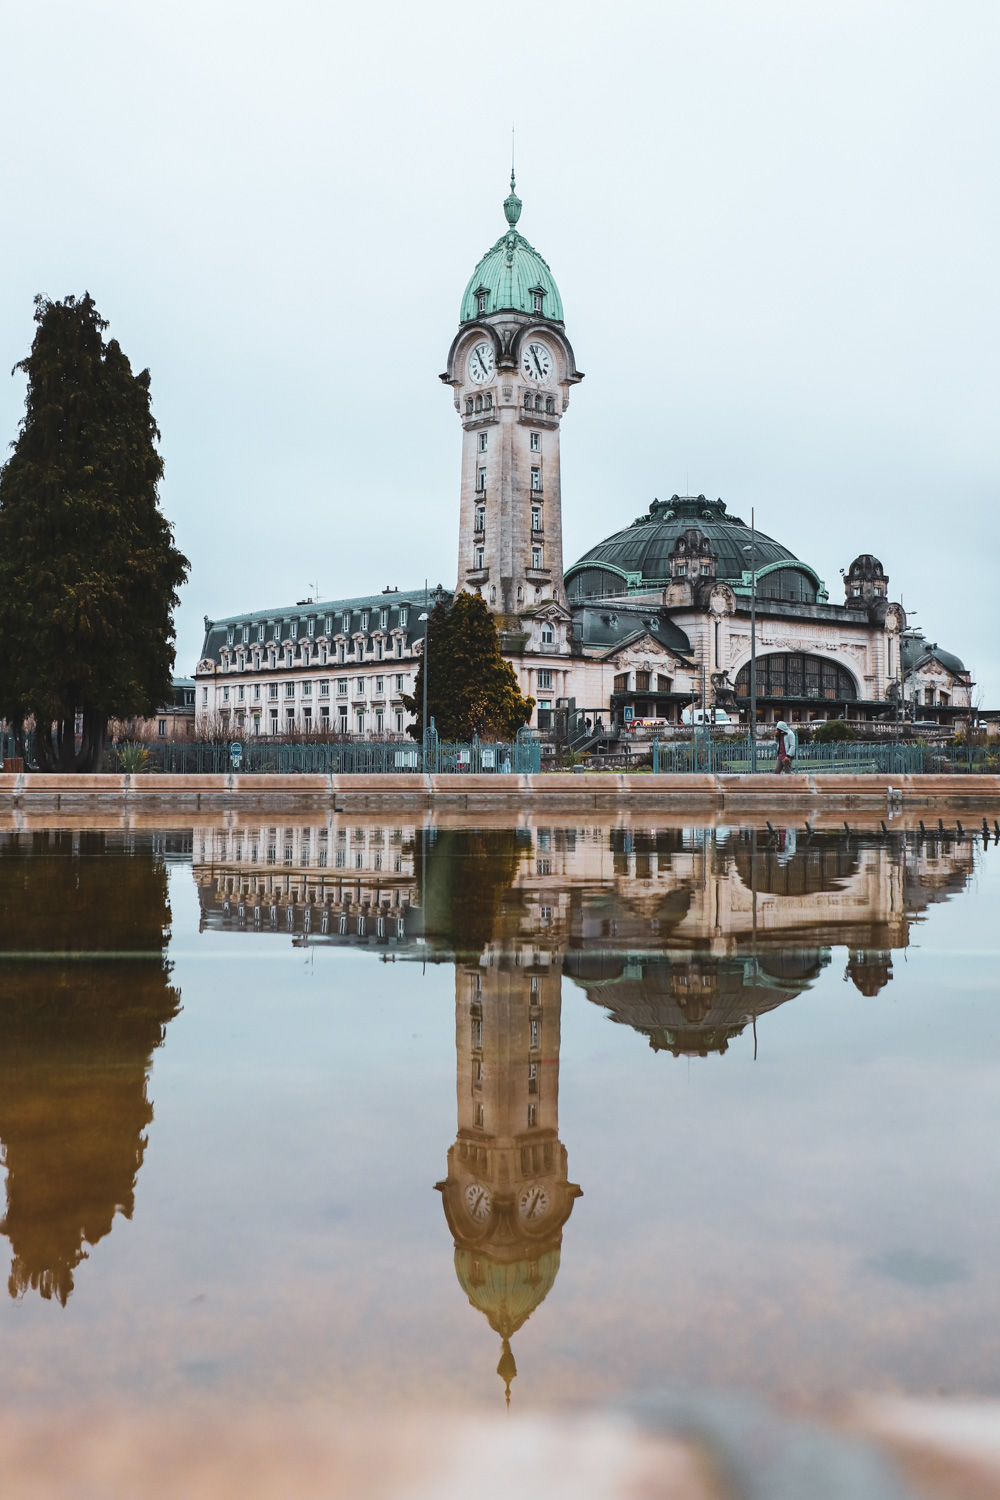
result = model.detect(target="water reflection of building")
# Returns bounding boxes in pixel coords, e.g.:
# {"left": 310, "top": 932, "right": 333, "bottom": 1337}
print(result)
{"left": 435, "top": 949, "right": 581, "bottom": 1404}
{"left": 0, "top": 832, "right": 180, "bottom": 1303}
{"left": 194, "top": 821, "right": 421, "bottom": 946}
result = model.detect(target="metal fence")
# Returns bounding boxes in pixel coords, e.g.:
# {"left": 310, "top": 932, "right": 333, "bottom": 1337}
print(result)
{"left": 647, "top": 736, "right": 999, "bottom": 775}
{"left": 96, "top": 728, "right": 542, "bottom": 776}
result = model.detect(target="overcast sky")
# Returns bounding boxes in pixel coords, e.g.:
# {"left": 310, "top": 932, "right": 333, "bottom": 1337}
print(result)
{"left": 1, "top": 1, "right": 997, "bottom": 697}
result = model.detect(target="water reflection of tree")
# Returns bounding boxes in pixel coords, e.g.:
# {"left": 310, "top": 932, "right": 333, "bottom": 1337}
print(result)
{"left": 0, "top": 833, "right": 180, "bottom": 1304}
{"left": 414, "top": 828, "right": 529, "bottom": 957}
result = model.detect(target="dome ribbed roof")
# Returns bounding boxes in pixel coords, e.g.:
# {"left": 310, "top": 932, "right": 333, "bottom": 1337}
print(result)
{"left": 454, "top": 1247, "right": 561, "bottom": 1338}
{"left": 460, "top": 177, "right": 564, "bottom": 323}
{"left": 566, "top": 496, "right": 818, "bottom": 593}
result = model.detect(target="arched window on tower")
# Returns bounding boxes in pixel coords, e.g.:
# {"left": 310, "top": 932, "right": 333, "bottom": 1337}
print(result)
{"left": 545, "top": 396, "right": 554, "bottom": 414}
{"left": 523, "top": 391, "right": 531, "bottom": 410}
{"left": 466, "top": 397, "right": 474, "bottom": 415}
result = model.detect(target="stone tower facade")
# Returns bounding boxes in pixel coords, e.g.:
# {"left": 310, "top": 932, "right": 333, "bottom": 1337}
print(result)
{"left": 441, "top": 176, "right": 583, "bottom": 623}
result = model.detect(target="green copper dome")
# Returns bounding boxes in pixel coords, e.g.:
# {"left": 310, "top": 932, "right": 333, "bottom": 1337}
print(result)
{"left": 460, "top": 175, "right": 564, "bottom": 323}
{"left": 566, "top": 495, "right": 827, "bottom": 604}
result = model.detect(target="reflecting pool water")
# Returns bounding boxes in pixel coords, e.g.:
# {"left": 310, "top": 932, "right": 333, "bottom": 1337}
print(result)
{"left": 0, "top": 816, "right": 998, "bottom": 1412}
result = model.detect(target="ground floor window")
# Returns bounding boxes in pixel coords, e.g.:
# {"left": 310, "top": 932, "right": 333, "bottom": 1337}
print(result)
{"left": 158, "top": 719, "right": 167, "bottom": 737}
{"left": 269, "top": 709, "right": 279, "bottom": 731}
{"left": 395, "top": 712, "right": 404, "bottom": 733}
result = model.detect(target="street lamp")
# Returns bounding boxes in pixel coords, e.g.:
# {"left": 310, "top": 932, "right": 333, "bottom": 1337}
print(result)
{"left": 418, "top": 610, "right": 430, "bottom": 759}
{"left": 742, "top": 509, "right": 758, "bottom": 771}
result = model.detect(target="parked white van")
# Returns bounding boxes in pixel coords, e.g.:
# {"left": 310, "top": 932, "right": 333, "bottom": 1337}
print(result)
{"left": 681, "top": 707, "right": 733, "bottom": 726}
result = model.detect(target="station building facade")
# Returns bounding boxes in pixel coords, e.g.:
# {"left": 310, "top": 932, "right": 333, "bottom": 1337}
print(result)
{"left": 195, "top": 180, "right": 972, "bottom": 736}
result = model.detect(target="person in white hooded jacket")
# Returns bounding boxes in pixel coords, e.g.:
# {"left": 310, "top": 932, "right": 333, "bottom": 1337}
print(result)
{"left": 775, "top": 720, "right": 795, "bottom": 774}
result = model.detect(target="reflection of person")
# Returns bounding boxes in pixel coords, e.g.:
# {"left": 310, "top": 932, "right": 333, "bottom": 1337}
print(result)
{"left": 775, "top": 720, "right": 793, "bottom": 774}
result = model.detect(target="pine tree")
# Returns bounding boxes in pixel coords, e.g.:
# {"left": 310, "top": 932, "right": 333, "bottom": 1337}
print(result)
{"left": 0, "top": 295, "right": 189, "bottom": 770}
{"left": 404, "top": 590, "right": 535, "bottom": 741}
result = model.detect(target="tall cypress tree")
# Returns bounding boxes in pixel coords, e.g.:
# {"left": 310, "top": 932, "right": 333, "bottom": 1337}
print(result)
{"left": 405, "top": 591, "right": 535, "bottom": 741}
{"left": 0, "top": 295, "right": 189, "bottom": 770}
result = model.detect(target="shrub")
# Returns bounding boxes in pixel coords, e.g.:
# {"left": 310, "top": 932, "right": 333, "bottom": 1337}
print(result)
{"left": 116, "top": 741, "right": 149, "bottom": 773}
{"left": 811, "top": 719, "right": 858, "bottom": 743}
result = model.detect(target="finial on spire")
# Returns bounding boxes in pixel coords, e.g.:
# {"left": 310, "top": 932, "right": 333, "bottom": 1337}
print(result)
{"left": 503, "top": 169, "right": 522, "bottom": 229}
{"left": 497, "top": 1337, "right": 517, "bottom": 1406}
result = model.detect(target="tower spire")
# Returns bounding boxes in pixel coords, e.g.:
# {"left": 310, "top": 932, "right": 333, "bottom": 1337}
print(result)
{"left": 497, "top": 1336, "right": 517, "bottom": 1407}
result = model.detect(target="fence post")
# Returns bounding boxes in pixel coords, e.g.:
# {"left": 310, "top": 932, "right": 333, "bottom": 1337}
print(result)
{"left": 652, "top": 738, "right": 659, "bottom": 774}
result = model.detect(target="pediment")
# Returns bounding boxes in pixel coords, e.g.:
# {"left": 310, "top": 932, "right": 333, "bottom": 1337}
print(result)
{"left": 603, "top": 631, "right": 688, "bottom": 666}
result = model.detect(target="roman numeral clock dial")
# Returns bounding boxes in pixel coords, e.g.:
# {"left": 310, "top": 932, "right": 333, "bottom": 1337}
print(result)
{"left": 520, "top": 341, "right": 552, "bottom": 382}
{"left": 467, "top": 342, "right": 495, "bottom": 385}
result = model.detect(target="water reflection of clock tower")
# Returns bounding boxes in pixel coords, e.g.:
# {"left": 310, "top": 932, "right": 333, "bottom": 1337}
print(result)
{"left": 442, "top": 175, "right": 583, "bottom": 618}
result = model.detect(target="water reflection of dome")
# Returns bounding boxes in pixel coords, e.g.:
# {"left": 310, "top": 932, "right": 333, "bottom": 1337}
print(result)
{"left": 455, "top": 1247, "right": 561, "bottom": 1337}
{"left": 565, "top": 950, "right": 828, "bottom": 1056}
{"left": 845, "top": 949, "right": 893, "bottom": 996}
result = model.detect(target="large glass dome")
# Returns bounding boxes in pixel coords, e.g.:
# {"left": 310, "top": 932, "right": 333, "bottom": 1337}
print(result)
{"left": 565, "top": 495, "right": 826, "bottom": 604}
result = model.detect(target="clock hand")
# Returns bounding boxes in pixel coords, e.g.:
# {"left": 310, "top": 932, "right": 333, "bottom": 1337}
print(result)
{"left": 478, "top": 351, "right": 489, "bottom": 376}
{"left": 532, "top": 350, "right": 544, "bottom": 377}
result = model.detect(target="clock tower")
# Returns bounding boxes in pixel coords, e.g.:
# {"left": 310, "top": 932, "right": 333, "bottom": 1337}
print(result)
{"left": 441, "top": 176, "right": 583, "bottom": 625}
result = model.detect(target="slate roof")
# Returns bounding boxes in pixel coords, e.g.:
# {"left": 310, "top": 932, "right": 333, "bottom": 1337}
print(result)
{"left": 571, "top": 602, "right": 692, "bottom": 658}
{"left": 198, "top": 587, "right": 447, "bottom": 666}
{"left": 900, "top": 631, "right": 967, "bottom": 676}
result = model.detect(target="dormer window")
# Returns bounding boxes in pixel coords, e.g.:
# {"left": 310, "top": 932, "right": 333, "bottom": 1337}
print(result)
{"left": 242, "top": 625, "right": 249, "bottom": 643}
{"left": 342, "top": 613, "right": 350, "bottom": 632}
{"left": 541, "top": 624, "right": 554, "bottom": 645}
{"left": 307, "top": 618, "right": 315, "bottom": 636}
{"left": 290, "top": 621, "right": 298, "bottom": 639}
{"left": 399, "top": 608, "right": 408, "bottom": 627}
{"left": 380, "top": 609, "right": 389, "bottom": 629}
{"left": 676, "top": 563, "right": 687, "bottom": 576}
{"left": 531, "top": 286, "right": 545, "bottom": 314}
{"left": 361, "top": 612, "right": 369, "bottom": 631}
{"left": 226, "top": 628, "right": 234, "bottom": 645}
{"left": 477, "top": 291, "right": 487, "bottom": 315}
{"left": 258, "top": 624, "right": 265, "bottom": 642}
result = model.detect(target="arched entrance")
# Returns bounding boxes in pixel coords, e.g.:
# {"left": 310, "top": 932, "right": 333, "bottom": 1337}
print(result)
{"left": 734, "top": 652, "right": 858, "bottom": 719}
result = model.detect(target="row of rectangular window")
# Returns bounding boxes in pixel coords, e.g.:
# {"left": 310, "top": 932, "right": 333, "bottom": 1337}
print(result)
{"left": 220, "top": 706, "right": 408, "bottom": 734}
{"left": 213, "top": 674, "right": 408, "bottom": 705}
{"left": 226, "top": 606, "right": 410, "bottom": 646}
{"left": 475, "top": 464, "right": 541, "bottom": 492}
{"left": 223, "top": 636, "right": 407, "bottom": 669}
{"left": 472, "top": 545, "right": 544, "bottom": 570}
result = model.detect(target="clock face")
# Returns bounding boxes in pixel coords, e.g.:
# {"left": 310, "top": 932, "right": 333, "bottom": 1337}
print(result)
{"left": 518, "top": 1183, "right": 550, "bottom": 1221}
{"left": 521, "top": 341, "right": 553, "bottom": 383}
{"left": 465, "top": 1183, "right": 493, "bottom": 1221}
{"left": 468, "top": 342, "right": 495, "bottom": 385}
